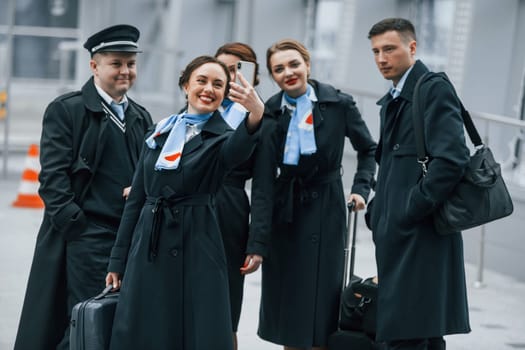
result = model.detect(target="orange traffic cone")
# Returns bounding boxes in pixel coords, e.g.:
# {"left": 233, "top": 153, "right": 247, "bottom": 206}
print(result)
{"left": 12, "top": 144, "right": 45, "bottom": 209}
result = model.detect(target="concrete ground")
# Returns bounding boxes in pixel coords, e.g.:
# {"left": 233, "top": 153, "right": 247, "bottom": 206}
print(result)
{"left": 0, "top": 154, "right": 524, "bottom": 350}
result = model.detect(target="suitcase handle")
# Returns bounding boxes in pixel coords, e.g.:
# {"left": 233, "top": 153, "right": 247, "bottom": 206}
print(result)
{"left": 344, "top": 201, "right": 358, "bottom": 288}
{"left": 338, "top": 201, "right": 357, "bottom": 326}
{"left": 94, "top": 285, "right": 115, "bottom": 300}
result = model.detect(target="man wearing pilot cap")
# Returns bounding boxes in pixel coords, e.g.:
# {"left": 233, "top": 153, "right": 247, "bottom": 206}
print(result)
{"left": 84, "top": 24, "right": 142, "bottom": 55}
{"left": 14, "top": 24, "right": 153, "bottom": 350}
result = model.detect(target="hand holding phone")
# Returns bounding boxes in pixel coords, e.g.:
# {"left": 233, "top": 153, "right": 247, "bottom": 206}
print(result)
{"left": 228, "top": 60, "right": 264, "bottom": 126}
{"left": 235, "top": 60, "right": 256, "bottom": 87}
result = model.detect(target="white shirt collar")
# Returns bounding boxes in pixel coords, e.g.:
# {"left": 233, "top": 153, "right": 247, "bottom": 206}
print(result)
{"left": 178, "top": 110, "right": 207, "bottom": 142}
{"left": 391, "top": 64, "right": 414, "bottom": 98}
{"left": 94, "top": 83, "right": 129, "bottom": 110}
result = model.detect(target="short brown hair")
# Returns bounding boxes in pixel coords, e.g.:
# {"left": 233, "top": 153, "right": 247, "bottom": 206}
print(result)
{"left": 368, "top": 18, "right": 417, "bottom": 43}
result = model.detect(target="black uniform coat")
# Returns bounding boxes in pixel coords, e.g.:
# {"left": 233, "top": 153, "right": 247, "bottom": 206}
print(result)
{"left": 14, "top": 77, "right": 152, "bottom": 350}
{"left": 107, "top": 112, "right": 260, "bottom": 350}
{"left": 215, "top": 165, "right": 252, "bottom": 331}
{"left": 367, "top": 60, "right": 471, "bottom": 342}
{"left": 258, "top": 80, "right": 377, "bottom": 347}
{"left": 215, "top": 108, "right": 274, "bottom": 331}
{"left": 215, "top": 148, "right": 273, "bottom": 330}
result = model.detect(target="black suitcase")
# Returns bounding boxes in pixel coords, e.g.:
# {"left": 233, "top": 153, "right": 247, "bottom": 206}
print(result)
{"left": 328, "top": 330, "right": 376, "bottom": 350}
{"left": 70, "top": 285, "right": 118, "bottom": 350}
{"left": 329, "top": 202, "right": 383, "bottom": 350}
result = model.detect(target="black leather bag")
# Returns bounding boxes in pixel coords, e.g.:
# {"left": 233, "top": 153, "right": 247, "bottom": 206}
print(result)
{"left": 70, "top": 285, "right": 118, "bottom": 350}
{"left": 329, "top": 203, "right": 385, "bottom": 350}
{"left": 412, "top": 72, "right": 514, "bottom": 235}
{"left": 328, "top": 329, "right": 383, "bottom": 350}
{"left": 340, "top": 276, "right": 378, "bottom": 336}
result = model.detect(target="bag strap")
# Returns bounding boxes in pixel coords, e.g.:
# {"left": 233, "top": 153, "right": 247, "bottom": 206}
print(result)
{"left": 412, "top": 71, "right": 483, "bottom": 175}
{"left": 412, "top": 73, "right": 430, "bottom": 174}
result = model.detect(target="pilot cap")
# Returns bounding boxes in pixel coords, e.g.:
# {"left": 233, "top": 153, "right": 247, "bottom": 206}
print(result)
{"left": 83, "top": 24, "right": 141, "bottom": 56}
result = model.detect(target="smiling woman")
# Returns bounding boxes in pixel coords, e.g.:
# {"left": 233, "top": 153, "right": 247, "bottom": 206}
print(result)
{"left": 213, "top": 42, "right": 266, "bottom": 350}
{"left": 104, "top": 55, "right": 263, "bottom": 350}
{"left": 257, "top": 39, "right": 377, "bottom": 350}
{"left": 181, "top": 59, "right": 228, "bottom": 114}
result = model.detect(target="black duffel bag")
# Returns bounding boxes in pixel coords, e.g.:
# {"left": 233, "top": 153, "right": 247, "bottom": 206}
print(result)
{"left": 412, "top": 72, "right": 514, "bottom": 235}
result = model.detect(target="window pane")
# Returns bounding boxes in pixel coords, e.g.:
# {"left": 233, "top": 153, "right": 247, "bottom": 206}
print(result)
{"left": 412, "top": 0, "right": 456, "bottom": 72}
{"left": 15, "top": 0, "right": 79, "bottom": 28}
{"left": 13, "top": 36, "right": 77, "bottom": 80}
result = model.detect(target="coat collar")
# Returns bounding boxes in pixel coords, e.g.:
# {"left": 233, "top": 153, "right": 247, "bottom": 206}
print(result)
{"left": 376, "top": 60, "right": 429, "bottom": 106}
{"left": 179, "top": 110, "right": 231, "bottom": 156}
{"left": 151, "top": 110, "right": 230, "bottom": 152}
{"left": 81, "top": 76, "right": 145, "bottom": 126}
{"left": 201, "top": 110, "right": 233, "bottom": 135}
{"left": 266, "top": 79, "right": 341, "bottom": 116}
{"left": 82, "top": 77, "right": 105, "bottom": 113}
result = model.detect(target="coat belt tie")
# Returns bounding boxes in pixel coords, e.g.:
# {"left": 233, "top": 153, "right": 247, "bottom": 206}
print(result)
{"left": 145, "top": 188, "right": 213, "bottom": 261}
{"left": 277, "top": 168, "right": 341, "bottom": 223}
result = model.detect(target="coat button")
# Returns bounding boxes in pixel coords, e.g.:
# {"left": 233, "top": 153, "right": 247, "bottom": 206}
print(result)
{"left": 311, "top": 191, "right": 318, "bottom": 199}
{"left": 311, "top": 235, "right": 319, "bottom": 243}
{"left": 393, "top": 144, "right": 400, "bottom": 151}
{"left": 170, "top": 249, "right": 178, "bottom": 257}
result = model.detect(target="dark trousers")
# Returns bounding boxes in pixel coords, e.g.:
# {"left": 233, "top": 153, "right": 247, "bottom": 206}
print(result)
{"left": 56, "top": 221, "right": 116, "bottom": 350}
{"left": 386, "top": 337, "right": 446, "bottom": 350}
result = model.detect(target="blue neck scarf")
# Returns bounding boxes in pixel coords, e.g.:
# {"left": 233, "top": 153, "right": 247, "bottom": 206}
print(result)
{"left": 283, "top": 84, "right": 317, "bottom": 165}
{"left": 146, "top": 111, "right": 213, "bottom": 170}
{"left": 221, "top": 98, "right": 233, "bottom": 108}
{"left": 221, "top": 98, "right": 247, "bottom": 129}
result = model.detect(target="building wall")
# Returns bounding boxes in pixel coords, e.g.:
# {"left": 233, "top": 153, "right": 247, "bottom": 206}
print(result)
{"left": 460, "top": 0, "right": 525, "bottom": 282}
{"left": 506, "top": 1, "right": 525, "bottom": 119}
{"left": 327, "top": 0, "right": 525, "bottom": 281}
{"left": 461, "top": 0, "right": 518, "bottom": 115}
{"left": 3, "top": 0, "right": 525, "bottom": 280}
{"left": 73, "top": 0, "right": 309, "bottom": 120}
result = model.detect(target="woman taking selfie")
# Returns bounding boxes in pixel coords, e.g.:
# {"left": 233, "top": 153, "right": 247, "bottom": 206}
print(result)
{"left": 258, "top": 39, "right": 377, "bottom": 350}
{"left": 214, "top": 42, "right": 271, "bottom": 350}
{"left": 105, "top": 55, "right": 263, "bottom": 350}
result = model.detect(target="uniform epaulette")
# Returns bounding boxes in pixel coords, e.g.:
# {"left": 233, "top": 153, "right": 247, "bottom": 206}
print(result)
{"left": 53, "top": 90, "right": 82, "bottom": 103}
{"left": 128, "top": 98, "right": 148, "bottom": 113}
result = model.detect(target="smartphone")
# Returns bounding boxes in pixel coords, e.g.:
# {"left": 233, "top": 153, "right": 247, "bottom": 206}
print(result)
{"left": 235, "top": 60, "right": 256, "bottom": 87}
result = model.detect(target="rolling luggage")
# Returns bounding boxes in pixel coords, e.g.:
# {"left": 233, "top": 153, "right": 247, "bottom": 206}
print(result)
{"left": 70, "top": 285, "right": 118, "bottom": 350}
{"left": 329, "top": 329, "right": 376, "bottom": 350}
{"left": 328, "top": 202, "right": 384, "bottom": 350}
